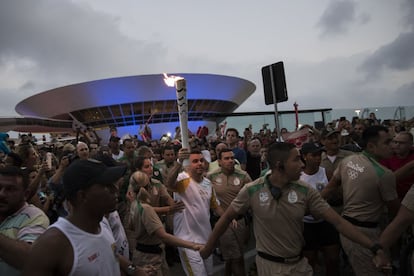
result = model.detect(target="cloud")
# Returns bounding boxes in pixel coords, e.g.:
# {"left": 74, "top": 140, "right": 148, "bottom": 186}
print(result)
{"left": 0, "top": 0, "right": 175, "bottom": 118}
{"left": 236, "top": 51, "right": 414, "bottom": 112}
{"left": 401, "top": 0, "right": 414, "bottom": 28}
{"left": 0, "top": 0, "right": 165, "bottom": 75}
{"left": 0, "top": 0, "right": 411, "bottom": 122}
{"left": 395, "top": 82, "right": 414, "bottom": 101}
{"left": 316, "top": 1, "right": 371, "bottom": 38}
{"left": 173, "top": 49, "right": 413, "bottom": 113}
{"left": 317, "top": 1, "right": 358, "bottom": 36}
{"left": 0, "top": 0, "right": 168, "bottom": 95}
{"left": 359, "top": 31, "right": 414, "bottom": 78}
{"left": 358, "top": 0, "right": 414, "bottom": 79}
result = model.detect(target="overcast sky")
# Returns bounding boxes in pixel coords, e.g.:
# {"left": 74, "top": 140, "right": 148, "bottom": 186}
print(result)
{"left": 1, "top": 0, "right": 413, "bottom": 118}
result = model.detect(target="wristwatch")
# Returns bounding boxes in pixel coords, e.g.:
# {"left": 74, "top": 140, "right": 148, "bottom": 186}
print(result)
{"left": 370, "top": 243, "right": 383, "bottom": 255}
{"left": 127, "top": 264, "right": 136, "bottom": 275}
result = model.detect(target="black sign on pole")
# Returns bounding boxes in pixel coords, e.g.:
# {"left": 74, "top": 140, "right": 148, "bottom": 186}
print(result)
{"left": 261, "top": 61, "right": 288, "bottom": 105}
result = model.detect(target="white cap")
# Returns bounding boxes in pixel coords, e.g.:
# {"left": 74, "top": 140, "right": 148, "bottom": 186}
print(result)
{"left": 201, "top": 150, "right": 211, "bottom": 163}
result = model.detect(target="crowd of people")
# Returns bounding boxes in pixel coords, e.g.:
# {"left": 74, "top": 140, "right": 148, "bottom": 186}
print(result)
{"left": 0, "top": 113, "right": 413, "bottom": 276}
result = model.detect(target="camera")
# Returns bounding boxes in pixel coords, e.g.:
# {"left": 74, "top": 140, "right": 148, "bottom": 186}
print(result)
{"left": 38, "top": 191, "right": 47, "bottom": 204}
{"left": 61, "top": 151, "right": 76, "bottom": 165}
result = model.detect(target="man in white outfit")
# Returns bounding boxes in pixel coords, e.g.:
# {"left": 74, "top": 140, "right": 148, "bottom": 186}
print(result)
{"left": 166, "top": 149, "right": 224, "bottom": 276}
{"left": 23, "top": 159, "right": 147, "bottom": 276}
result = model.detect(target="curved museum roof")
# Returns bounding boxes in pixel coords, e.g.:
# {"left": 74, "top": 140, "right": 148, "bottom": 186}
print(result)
{"left": 6, "top": 73, "right": 255, "bottom": 134}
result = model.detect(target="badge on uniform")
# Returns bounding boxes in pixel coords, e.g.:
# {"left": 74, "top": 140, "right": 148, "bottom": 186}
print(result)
{"left": 259, "top": 191, "right": 270, "bottom": 203}
{"left": 215, "top": 177, "right": 222, "bottom": 185}
{"left": 347, "top": 169, "right": 358, "bottom": 180}
{"left": 233, "top": 178, "right": 240, "bottom": 186}
{"left": 288, "top": 190, "right": 298, "bottom": 203}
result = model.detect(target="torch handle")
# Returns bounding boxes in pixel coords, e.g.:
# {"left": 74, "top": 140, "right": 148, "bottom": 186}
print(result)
{"left": 175, "top": 79, "right": 189, "bottom": 149}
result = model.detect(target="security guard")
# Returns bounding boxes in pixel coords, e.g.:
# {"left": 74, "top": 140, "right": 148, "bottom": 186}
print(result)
{"left": 200, "top": 142, "right": 387, "bottom": 276}
{"left": 207, "top": 148, "right": 252, "bottom": 276}
{"left": 322, "top": 125, "right": 400, "bottom": 275}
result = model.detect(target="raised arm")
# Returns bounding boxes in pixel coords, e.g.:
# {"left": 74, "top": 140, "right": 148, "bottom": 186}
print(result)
{"left": 26, "top": 162, "right": 48, "bottom": 200}
{"left": 164, "top": 162, "right": 181, "bottom": 192}
{"left": 164, "top": 148, "right": 189, "bottom": 192}
{"left": 49, "top": 156, "right": 70, "bottom": 185}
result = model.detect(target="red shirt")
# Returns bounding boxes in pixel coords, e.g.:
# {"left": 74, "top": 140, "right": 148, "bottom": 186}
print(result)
{"left": 381, "top": 150, "right": 414, "bottom": 200}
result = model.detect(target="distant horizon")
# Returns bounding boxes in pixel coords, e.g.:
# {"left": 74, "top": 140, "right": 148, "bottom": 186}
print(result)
{"left": 6, "top": 105, "right": 413, "bottom": 141}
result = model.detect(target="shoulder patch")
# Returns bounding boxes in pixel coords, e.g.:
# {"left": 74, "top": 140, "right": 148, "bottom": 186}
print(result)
{"left": 290, "top": 182, "right": 309, "bottom": 195}
{"left": 370, "top": 159, "right": 385, "bottom": 177}
{"left": 150, "top": 178, "right": 162, "bottom": 187}
{"left": 207, "top": 171, "right": 222, "bottom": 179}
{"left": 247, "top": 178, "right": 265, "bottom": 196}
{"left": 362, "top": 151, "right": 385, "bottom": 177}
{"left": 234, "top": 169, "right": 247, "bottom": 179}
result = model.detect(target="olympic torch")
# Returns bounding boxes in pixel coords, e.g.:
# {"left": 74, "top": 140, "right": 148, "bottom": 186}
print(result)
{"left": 163, "top": 73, "right": 189, "bottom": 149}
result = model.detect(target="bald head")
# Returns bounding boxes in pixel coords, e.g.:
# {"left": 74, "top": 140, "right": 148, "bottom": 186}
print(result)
{"left": 215, "top": 143, "right": 228, "bottom": 156}
{"left": 76, "top": 142, "right": 89, "bottom": 160}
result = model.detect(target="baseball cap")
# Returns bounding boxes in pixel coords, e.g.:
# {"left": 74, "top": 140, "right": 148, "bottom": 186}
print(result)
{"left": 62, "top": 143, "right": 76, "bottom": 152}
{"left": 201, "top": 149, "right": 211, "bottom": 163}
{"left": 109, "top": 136, "right": 121, "bottom": 143}
{"left": 63, "top": 159, "right": 127, "bottom": 199}
{"left": 55, "top": 142, "right": 64, "bottom": 149}
{"left": 301, "top": 143, "right": 324, "bottom": 155}
{"left": 321, "top": 127, "right": 339, "bottom": 138}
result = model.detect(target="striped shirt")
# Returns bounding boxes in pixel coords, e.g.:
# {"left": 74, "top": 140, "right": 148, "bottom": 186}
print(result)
{"left": 0, "top": 203, "right": 49, "bottom": 276}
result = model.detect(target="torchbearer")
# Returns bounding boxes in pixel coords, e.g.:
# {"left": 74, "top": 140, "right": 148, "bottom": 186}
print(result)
{"left": 163, "top": 73, "right": 189, "bottom": 149}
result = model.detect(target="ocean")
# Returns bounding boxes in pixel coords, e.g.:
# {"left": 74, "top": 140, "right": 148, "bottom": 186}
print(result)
{"left": 225, "top": 105, "right": 414, "bottom": 134}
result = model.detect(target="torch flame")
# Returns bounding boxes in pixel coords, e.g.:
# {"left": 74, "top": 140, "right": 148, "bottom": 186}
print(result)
{"left": 163, "top": 73, "right": 184, "bottom": 87}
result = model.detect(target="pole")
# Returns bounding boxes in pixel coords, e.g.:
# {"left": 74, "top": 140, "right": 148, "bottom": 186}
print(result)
{"left": 294, "top": 102, "right": 299, "bottom": 130}
{"left": 269, "top": 66, "right": 280, "bottom": 139}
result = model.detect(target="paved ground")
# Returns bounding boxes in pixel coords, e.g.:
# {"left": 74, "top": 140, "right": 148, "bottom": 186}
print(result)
{"left": 168, "top": 247, "right": 358, "bottom": 276}
{"left": 168, "top": 247, "right": 257, "bottom": 276}
{"left": 166, "top": 226, "right": 362, "bottom": 276}
{"left": 169, "top": 229, "right": 257, "bottom": 275}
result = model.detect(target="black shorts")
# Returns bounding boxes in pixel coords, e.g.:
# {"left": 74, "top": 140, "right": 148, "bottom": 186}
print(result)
{"left": 303, "top": 221, "right": 339, "bottom": 251}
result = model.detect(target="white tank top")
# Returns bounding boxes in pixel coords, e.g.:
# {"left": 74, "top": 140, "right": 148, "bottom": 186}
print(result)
{"left": 51, "top": 217, "right": 121, "bottom": 276}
